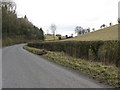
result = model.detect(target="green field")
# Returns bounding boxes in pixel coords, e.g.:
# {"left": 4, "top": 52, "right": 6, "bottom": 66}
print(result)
{"left": 45, "top": 36, "right": 58, "bottom": 41}
{"left": 67, "top": 24, "right": 119, "bottom": 41}
{"left": 45, "top": 35, "right": 66, "bottom": 41}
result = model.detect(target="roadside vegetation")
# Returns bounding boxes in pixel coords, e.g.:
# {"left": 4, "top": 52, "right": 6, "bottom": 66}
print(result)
{"left": 23, "top": 45, "right": 47, "bottom": 55}
{"left": 3, "top": 0, "right": 120, "bottom": 88}
{"left": 27, "top": 40, "right": 120, "bottom": 67}
{"left": 23, "top": 45, "right": 120, "bottom": 88}
{"left": 23, "top": 23, "right": 120, "bottom": 88}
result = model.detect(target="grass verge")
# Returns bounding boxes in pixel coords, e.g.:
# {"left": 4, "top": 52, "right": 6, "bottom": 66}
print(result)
{"left": 2, "top": 37, "right": 27, "bottom": 47}
{"left": 23, "top": 45, "right": 47, "bottom": 55}
{"left": 23, "top": 45, "right": 120, "bottom": 88}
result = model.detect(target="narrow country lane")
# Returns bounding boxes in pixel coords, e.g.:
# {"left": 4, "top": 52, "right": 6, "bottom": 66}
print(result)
{"left": 2, "top": 44, "right": 111, "bottom": 88}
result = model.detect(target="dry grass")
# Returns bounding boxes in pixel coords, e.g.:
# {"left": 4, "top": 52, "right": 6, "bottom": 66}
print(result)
{"left": 23, "top": 45, "right": 47, "bottom": 55}
{"left": 44, "top": 51, "right": 120, "bottom": 88}
{"left": 2, "top": 37, "right": 27, "bottom": 47}
{"left": 66, "top": 24, "right": 119, "bottom": 41}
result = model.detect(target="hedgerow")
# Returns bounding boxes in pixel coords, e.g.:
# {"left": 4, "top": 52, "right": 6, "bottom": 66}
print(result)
{"left": 27, "top": 40, "right": 120, "bottom": 67}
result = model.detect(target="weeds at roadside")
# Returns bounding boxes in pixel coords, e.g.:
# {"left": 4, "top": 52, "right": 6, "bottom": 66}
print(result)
{"left": 23, "top": 45, "right": 120, "bottom": 88}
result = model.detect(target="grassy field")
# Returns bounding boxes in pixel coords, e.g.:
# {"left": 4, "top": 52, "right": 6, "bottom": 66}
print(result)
{"left": 45, "top": 35, "right": 66, "bottom": 41}
{"left": 45, "top": 36, "right": 58, "bottom": 41}
{"left": 66, "top": 24, "right": 119, "bottom": 41}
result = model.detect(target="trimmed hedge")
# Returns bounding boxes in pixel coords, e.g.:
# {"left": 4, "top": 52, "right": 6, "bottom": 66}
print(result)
{"left": 28, "top": 41, "right": 120, "bottom": 67}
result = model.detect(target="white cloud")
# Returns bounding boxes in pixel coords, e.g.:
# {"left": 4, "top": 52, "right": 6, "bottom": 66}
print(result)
{"left": 14, "top": 0, "right": 119, "bottom": 36}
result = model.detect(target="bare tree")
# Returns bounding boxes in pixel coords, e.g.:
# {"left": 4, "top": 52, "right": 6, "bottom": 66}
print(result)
{"left": 92, "top": 28, "right": 95, "bottom": 31}
{"left": 102, "top": 24, "right": 106, "bottom": 28}
{"left": 118, "top": 18, "right": 120, "bottom": 24}
{"left": 87, "top": 28, "right": 90, "bottom": 32}
{"left": 100, "top": 25, "right": 103, "bottom": 29}
{"left": 100, "top": 24, "right": 106, "bottom": 29}
{"left": 71, "top": 34, "right": 73, "bottom": 37}
{"left": 109, "top": 22, "right": 112, "bottom": 26}
{"left": 50, "top": 24, "right": 56, "bottom": 40}
{"left": 2, "top": 0, "right": 16, "bottom": 12}
{"left": 75, "top": 26, "right": 83, "bottom": 35}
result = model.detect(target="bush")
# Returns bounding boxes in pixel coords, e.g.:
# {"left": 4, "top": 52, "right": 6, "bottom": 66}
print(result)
{"left": 27, "top": 40, "right": 120, "bottom": 67}
{"left": 58, "top": 36, "right": 62, "bottom": 40}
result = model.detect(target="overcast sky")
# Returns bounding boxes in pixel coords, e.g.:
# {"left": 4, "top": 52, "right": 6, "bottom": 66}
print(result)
{"left": 14, "top": 0, "right": 119, "bottom": 36}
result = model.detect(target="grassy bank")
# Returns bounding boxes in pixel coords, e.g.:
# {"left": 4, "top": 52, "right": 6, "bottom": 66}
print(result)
{"left": 2, "top": 36, "right": 43, "bottom": 47}
{"left": 66, "top": 24, "right": 119, "bottom": 41}
{"left": 2, "top": 37, "right": 27, "bottom": 47}
{"left": 23, "top": 45, "right": 47, "bottom": 55}
{"left": 23, "top": 45, "right": 120, "bottom": 88}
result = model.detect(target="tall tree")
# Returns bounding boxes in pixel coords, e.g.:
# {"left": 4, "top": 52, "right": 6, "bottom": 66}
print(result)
{"left": 109, "top": 22, "right": 112, "bottom": 26}
{"left": 118, "top": 18, "right": 120, "bottom": 24}
{"left": 102, "top": 24, "right": 106, "bottom": 28}
{"left": 75, "top": 26, "right": 83, "bottom": 36}
{"left": 92, "top": 28, "right": 95, "bottom": 31}
{"left": 87, "top": 28, "right": 90, "bottom": 32}
{"left": 50, "top": 24, "right": 56, "bottom": 40}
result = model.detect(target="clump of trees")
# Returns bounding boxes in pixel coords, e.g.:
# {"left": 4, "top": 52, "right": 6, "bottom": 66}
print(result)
{"left": 75, "top": 19, "right": 119, "bottom": 36}
{"left": 2, "top": 1, "right": 44, "bottom": 41}
{"left": 75, "top": 26, "right": 90, "bottom": 36}
{"left": 65, "top": 35, "right": 73, "bottom": 39}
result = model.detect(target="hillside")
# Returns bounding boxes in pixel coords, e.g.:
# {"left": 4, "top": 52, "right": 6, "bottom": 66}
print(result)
{"left": 67, "top": 24, "right": 119, "bottom": 41}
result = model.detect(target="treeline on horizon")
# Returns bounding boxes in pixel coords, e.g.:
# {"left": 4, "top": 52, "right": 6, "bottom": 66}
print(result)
{"left": 2, "top": 1, "right": 44, "bottom": 46}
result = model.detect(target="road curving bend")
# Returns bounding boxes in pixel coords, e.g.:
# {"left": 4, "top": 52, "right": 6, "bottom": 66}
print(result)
{"left": 2, "top": 44, "right": 111, "bottom": 88}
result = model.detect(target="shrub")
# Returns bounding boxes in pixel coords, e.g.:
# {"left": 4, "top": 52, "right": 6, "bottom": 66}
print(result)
{"left": 27, "top": 40, "right": 120, "bottom": 67}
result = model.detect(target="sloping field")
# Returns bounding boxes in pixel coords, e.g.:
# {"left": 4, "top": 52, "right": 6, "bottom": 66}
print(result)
{"left": 67, "top": 24, "right": 119, "bottom": 41}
